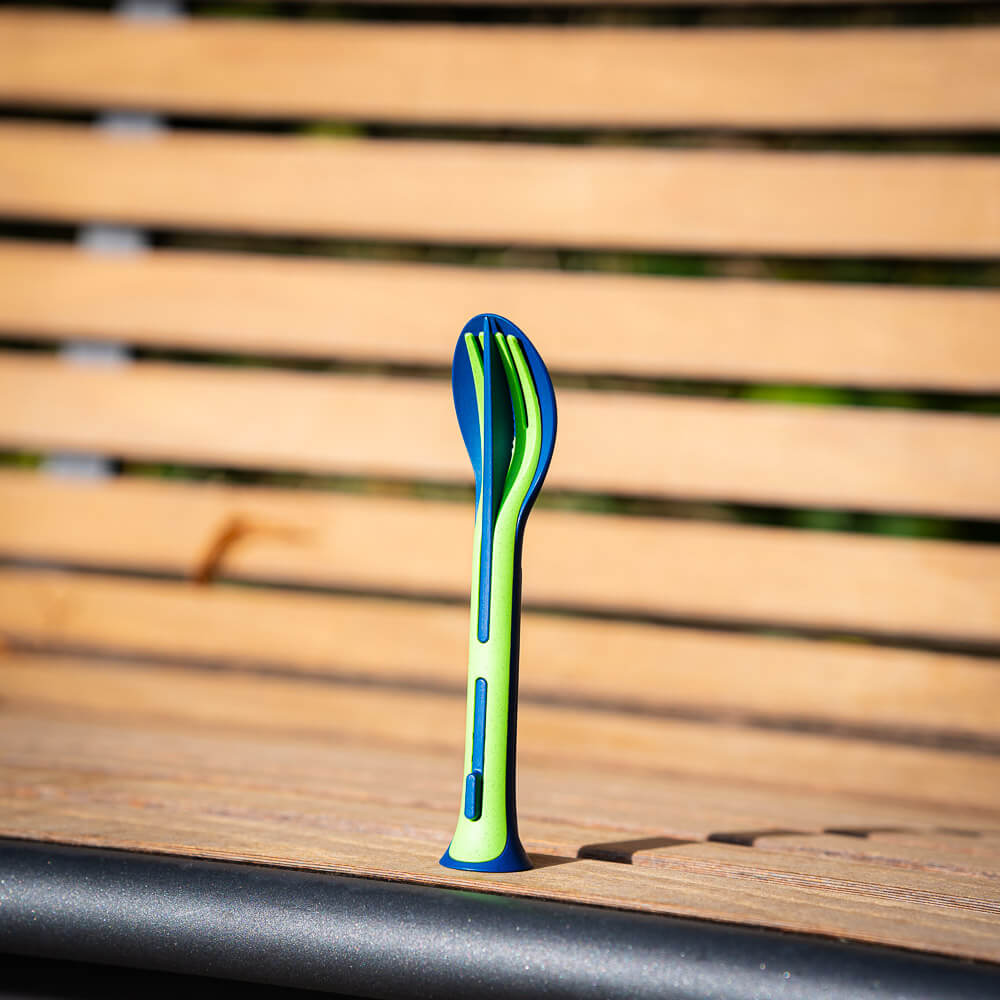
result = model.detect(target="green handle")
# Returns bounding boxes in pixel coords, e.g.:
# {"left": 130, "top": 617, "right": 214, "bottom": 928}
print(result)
{"left": 446, "top": 508, "right": 520, "bottom": 862}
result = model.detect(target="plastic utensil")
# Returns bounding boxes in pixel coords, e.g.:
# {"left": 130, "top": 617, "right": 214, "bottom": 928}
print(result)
{"left": 440, "top": 314, "right": 557, "bottom": 873}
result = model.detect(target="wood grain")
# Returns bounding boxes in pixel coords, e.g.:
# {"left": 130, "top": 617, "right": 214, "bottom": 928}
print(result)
{"left": 3, "top": 352, "right": 999, "bottom": 517}
{"left": 2, "top": 762, "right": 625, "bottom": 866}
{"left": 3, "top": 568, "right": 999, "bottom": 740}
{"left": 631, "top": 842, "right": 1000, "bottom": 909}
{"left": 3, "top": 654, "right": 1000, "bottom": 810}
{"left": 2, "top": 123, "right": 999, "bottom": 257}
{"left": 868, "top": 831, "right": 1000, "bottom": 859}
{"left": 2, "top": 683, "right": 1000, "bottom": 961}
{"left": 5, "top": 713, "right": 992, "bottom": 850}
{"left": 3, "top": 13, "right": 999, "bottom": 128}
{"left": 753, "top": 834, "right": 1000, "bottom": 881}
{"left": 1, "top": 471, "right": 997, "bottom": 642}
{"left": 3, "top": 241, "right": 999, "bottom": 390}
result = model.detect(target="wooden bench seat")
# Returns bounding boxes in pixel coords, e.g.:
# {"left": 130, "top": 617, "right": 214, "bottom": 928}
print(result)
{"left": 4, "top": 666, "right": 1000, "bottom": 964}
{"left": 1, "top": 3, "right": 999, "bottom": 996}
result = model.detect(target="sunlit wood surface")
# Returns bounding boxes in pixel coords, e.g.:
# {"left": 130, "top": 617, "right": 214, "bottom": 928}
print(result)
{"left": 3, "top": 654, "right": 1000, "bottom": 962}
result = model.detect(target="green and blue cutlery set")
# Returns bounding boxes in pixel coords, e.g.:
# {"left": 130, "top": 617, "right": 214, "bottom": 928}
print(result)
{"left": 440, "top": 314, "right": 557, "bottom": 874}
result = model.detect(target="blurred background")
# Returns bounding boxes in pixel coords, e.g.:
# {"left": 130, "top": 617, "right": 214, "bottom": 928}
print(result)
{"left": 0, "top": 0, "right": 998, "bottom": 783}
{"left": 2, "top": 1, "right": 998, "bottom": 530}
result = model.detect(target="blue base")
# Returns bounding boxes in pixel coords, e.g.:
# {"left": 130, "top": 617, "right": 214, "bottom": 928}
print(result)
{"left": 439, "top": 834, "right": 532, "bottom": 873}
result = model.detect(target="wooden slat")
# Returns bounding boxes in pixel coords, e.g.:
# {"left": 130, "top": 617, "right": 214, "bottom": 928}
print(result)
{"left": 4, "top": 762, "right": 624, "bottom": 869}
{"left": 4, "top": 714, "right": 988, "bottom": 838}
{"left": 865, "top": 832, "right": 1000, "bottom": 868}
{"left": 2, "top": 658, "right": 1000, "bottom": 960}
{"left": 2, "top": 241, "right": 1000, "bottom": 390}
{"left": 754, "top": 833, "right": 1000, "bottom": 881}
{"left": 3, "top": 568, "right": 999, "bottom": 739}
{"left": 869, "top": 831, "right": 1000, "bottom": 856}
{"left": 2, "top": 353, "right": 999, "bottom": 517}
{"left": 15, "top": 756, "right": 997, "bottom": 914}
{"left": 3, "top": 13, "right": 1000, "bottom": 129}
{"left": 631, "top": 842, "right": 1000, "bottom": 908}
{"left": 3, "top": 654, "right": 1000, "bottom": 815}
{"left": 0, "top": 471, "right": 997, "bottom": 642}
{"left": 2, "top": 123, "right": 999, "bottom": 257}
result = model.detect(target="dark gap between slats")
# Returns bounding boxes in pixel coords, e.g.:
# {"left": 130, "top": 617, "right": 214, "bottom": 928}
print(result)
{"left": 3, "top": 552, "right": 1000, "bottom": 656}
{"left": 4, "top": 637, "right": 999, "bottom": 756}
{"left": 5, "top": 106, "right": 1000, "bottom": 153}
{"left": 5, "top": 0, "right": 1000, "bottom": 26}
{"left": 2, "top": 220, "right": 999, "bottom": 289}
{"left": 162, "top": 0, "right": 1000, "bottom": 29}
{"left": 2, "top": 337, "right": 998, "bottom": 414}
{"left": 2, "top": 451, "right": 999, "bottom": 541}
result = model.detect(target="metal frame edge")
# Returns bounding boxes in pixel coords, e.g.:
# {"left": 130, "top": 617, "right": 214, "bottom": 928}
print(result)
{"left": 1, "top": 838, "right": 997, "bottom": 999}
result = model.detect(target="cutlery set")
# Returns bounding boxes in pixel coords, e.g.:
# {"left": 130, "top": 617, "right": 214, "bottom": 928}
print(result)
{"left": 440, "top": 314, "right": 557, "bottom": 873}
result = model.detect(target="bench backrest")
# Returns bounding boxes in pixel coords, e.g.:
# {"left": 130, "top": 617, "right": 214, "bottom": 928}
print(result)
{"left": 0, "top": 4, "right": 998, "bottom": 771}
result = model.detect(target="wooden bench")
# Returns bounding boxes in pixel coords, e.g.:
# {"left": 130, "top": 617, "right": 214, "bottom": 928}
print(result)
{"left": 1, "top": 3, "right": 1000, "bottom": 995}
